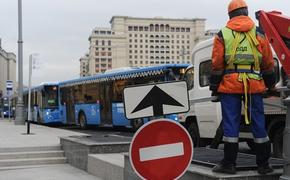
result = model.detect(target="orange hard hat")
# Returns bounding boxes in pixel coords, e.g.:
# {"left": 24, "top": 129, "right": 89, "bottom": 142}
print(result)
{"left": 228, "top": 0, "right": 248, "bottom": 13}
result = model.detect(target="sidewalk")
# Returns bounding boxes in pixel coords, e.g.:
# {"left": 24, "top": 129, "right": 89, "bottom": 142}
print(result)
{"left": 0, "top": 119, "right": 87, "bottom": 148}
{"left": 0, "top": 119, "right": 102, "bottom": 180}
{"left": 0, "top": 164, "right": 101, "bottom": 180}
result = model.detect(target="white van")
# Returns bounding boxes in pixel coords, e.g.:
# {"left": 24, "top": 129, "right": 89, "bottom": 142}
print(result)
{"left": 180, "top": 38, "right": 288, "bottom": 157}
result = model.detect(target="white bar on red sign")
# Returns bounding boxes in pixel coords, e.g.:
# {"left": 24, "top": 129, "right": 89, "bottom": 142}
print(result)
{"left": 139, "top": 142, "right": 184, "bottom": 162}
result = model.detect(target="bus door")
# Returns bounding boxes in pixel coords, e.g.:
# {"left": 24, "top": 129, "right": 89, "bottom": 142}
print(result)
{"left": 63, "top": 87, "right": 75, "bottom": 124}
{"left": 99, "top": 82, "right": 113, "bottom": 126}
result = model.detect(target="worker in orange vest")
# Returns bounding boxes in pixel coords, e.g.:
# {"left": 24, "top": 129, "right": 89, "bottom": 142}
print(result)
{"left": 210, "top": 0, "right": 276, "bottom": 174}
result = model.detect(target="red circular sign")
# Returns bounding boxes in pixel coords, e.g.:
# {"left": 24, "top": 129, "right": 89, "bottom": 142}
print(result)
{"left": 129, "top": 119, "right": 193, "bottom": 180}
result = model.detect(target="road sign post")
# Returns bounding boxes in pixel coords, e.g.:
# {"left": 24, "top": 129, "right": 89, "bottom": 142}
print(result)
{"left": 130, "top": 119, "right": 193, "bottom": 180}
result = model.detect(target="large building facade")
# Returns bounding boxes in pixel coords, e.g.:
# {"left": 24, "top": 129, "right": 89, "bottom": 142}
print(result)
{"left": 0, "top": 39, "right": 16, "bottom": 97}
{"left": 79, "top": 53, "right": 90, "bottom": 77}
{"left": 85, "top": 16, "right": 206, "bottom": 76}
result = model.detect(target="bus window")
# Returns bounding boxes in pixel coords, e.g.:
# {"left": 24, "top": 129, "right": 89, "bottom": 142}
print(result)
{"left": 199, "top": 60, "right": 212, "bottom": 87}
{"left": 183, "top": 66, "right": 194, "bottom": 90}
{"left": 112, "top": 79, "right": 127, "bottom": 102}
{"left": 43, "top": 86, "right": 58, "bottom": 108}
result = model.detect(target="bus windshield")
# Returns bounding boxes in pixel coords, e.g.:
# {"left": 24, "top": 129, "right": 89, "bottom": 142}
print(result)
{"left": 43, "top": 86, "right": 58, "bottom": 108}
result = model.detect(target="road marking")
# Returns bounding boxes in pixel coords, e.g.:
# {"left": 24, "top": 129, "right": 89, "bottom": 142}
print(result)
{"left": 139, "top": 142, "right": 184, "bottom": 162}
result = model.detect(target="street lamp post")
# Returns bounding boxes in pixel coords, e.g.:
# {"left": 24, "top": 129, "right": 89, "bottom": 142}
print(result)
{"left": 15, "top": 0, "right": 25, "bottom": 125}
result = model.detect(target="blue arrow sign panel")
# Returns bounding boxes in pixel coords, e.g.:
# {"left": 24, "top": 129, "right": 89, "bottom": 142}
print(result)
{"left": 123, "top": 81, "right": 189, "bottom": 120}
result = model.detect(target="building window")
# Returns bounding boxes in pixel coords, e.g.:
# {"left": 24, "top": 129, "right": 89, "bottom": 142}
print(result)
{"left": 177, "top": 35, "right": 180, "bottom": 38}
{"left": 108, "top": 40, "right": 111, "bottom": 46}
{"left": 96, "top": 64, "right": 99, "bottom": 67}
{"left": 139, "top": 27, "right": 143, "bottom": 31}
{"left": 95, "top": 58, "right": 99, "bottom": 62}
{"left": 160, "top": 24, "right": 164, "bottom": 32}
{"left": 140, "top": 39, "right": 143, "bottom": 43}
{"left": 186, "top": 28, "right": 190, "bottom": 32}
{"left": 135, "top": 39, "right": 137, "bottom": 43}
{"left": 101, "top": 52, "right": 106, "bottom": 56}
{"left": 135, "top": 55, "right": 137, "bottom": 59}
{"left": 176, "top": 28, "right": 180, "bottom": 32}
{"left": 128, "top": 26, "right": 133, "bottom": 31}
{"left": 108, "top": 64, "right": 112, "bottom": 68}
{"left": 108, "top": 48, "right": 111, "bottom": 51}
{"left": 145, "top": 61, "right": 148, "bottom": 64}
{"left": 135, "top": 34, "right": 138, "bottom": 37}
{"left": 135, "top": 45, "right": 138, "bottom": 48}
{"left": 150, "top": 24, "right": 154, "bottom": 31}
{"left": 129, "top": 34, "right": 132, "bottom": 37}
{"left": 95, "top": 52, "right": 99, "bottom": 56}
{"left": 155, "top": 24, "right": 159, "bottom": 31}
{"left": 165, "top": 25, "right": 170, "bottom": 32}
{"left": 129, "top": 55, "right": 132, "bottom": 59}
{"left": 140, "top": 60, "right": 143, "bottom": 64}
{"left": 95, "top": 40, "right": 98, "bottom": 45}
{"left": 145, "top": 40, "right": 148, "bottom": 43}
{"left": 182, "top": 35, "right": 185, "bottom": 38}
{"left": 96, "top": 47, "right": 99, "bottom": 50}
{"left": 134, "top": 26, "right": 138, "bottom": 31}
{"left": 108, "top": 52, "right": 112, "bottom": 56}
{"left": 129, "top": 39, "right": 132, "bottom": 43}
{"left": 102, "top": 47, "right": 105, "bottom": 51}
{"left": 171, "top": 27, "right": 175, "bottom": 32}
{"left": 181, "top": 28, "right": 185, "bottom": 32}
{"left": 145, "top": 27, "right": 149, "bottom": 31}
{"left": 129, "top": 45, "right": 132, "bottom": 48}
{"left": 102, "top": 40, "right": 105, "bottom": 46}
{"left": 135, "top": 50, "right": 138, "bottom": 53}
{"left": 108, "top": 58, "right": 112, "bottom": 62}
{"left": 129, "top": 50, "right": 132, "bottom": 53}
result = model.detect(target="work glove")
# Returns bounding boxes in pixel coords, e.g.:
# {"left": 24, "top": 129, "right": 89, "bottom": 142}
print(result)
{"left": 262, "top": 70, "right": 276, "bottom": 89}
{"left": 211, "top": 91, "right": 220, "bottom": 102}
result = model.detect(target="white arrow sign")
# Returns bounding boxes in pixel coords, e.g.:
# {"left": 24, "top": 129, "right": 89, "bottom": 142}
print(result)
{"left": 123, "top": 81, "right": 189, "bottom": 119}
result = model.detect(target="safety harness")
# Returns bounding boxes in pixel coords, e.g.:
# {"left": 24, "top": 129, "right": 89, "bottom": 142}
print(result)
{"left": 222, "top": 27, "right": 262, "bottom": 125}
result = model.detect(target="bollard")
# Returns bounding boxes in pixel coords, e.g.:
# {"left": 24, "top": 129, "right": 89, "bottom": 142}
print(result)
{"left": 280, "top": 81, "right": 290, "bottom": 180}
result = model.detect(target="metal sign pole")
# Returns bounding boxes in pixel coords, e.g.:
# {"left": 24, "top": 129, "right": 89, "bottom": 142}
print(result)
{"left": 280, "top": 82, "right": 290, "bottom": 180}
{"left": 27, "top": 55, "right": 33, "bottom": 134}
{"left": 8, "top": 96, "right": 11, "bottom": 121}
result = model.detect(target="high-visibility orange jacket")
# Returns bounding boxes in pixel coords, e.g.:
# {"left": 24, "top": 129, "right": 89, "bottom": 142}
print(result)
{"left": 212, "top": 15, "right": 274, "bottom": 94}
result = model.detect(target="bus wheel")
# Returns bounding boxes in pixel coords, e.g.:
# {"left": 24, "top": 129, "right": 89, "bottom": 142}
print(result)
{"left": 132, "top": 119, "right": 143, "bottom": 131}
{"left": 187, "top": 123, "right": 200, "bottom": 147}
{"left": 79, "top": 113, "right": 87, "bottom": 130}
{"left": 273, "top": 127, "right": 283, "bottom": 158}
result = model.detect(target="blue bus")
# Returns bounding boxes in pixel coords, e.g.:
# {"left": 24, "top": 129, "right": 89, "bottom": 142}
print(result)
{"left": 23, "top": 83, "right": 61, "bottom": 124}
{"left": 58, "top": 64, "right": 189, "bottom": 129}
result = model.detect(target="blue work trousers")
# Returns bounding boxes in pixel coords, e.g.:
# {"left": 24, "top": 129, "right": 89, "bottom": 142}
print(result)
{"left": 220, "top": 93, "right": 268, "bottom": 142}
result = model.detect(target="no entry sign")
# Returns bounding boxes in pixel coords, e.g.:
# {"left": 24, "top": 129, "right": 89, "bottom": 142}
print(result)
{"left": 129, "top": 119, "right": 193, "bottom": 180}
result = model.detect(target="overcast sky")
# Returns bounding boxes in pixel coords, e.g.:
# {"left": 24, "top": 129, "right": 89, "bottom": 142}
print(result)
{"left": 0, "top": 0, "right": 289, "bottom": 85}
